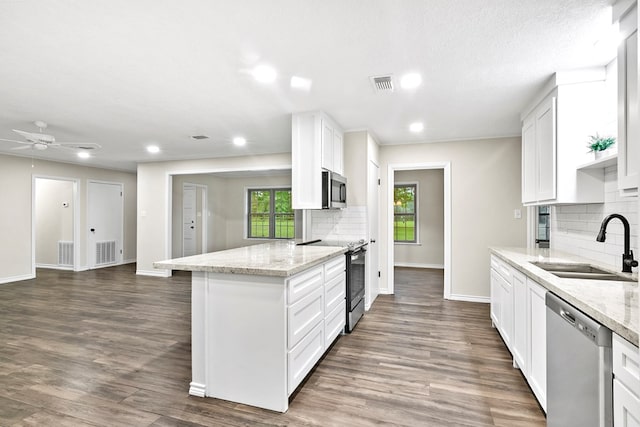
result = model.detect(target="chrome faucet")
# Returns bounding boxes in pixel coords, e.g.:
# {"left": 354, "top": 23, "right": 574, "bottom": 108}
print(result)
{"left": 596, "top": 213, "right": 638, "bottom": 273}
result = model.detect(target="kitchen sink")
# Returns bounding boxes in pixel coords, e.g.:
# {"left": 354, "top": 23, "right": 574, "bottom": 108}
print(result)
{"left": 530, "top": 262, "right": 637, "bottom": 282}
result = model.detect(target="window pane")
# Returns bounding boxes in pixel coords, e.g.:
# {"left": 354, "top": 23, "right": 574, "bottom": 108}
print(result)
{"left": 274, "top": 190, "right": 292, "bottom": 213}
{"left": 250, "top": 213, "right": 270, "bottom": 237}
{"left": 394, "top": 184, "right": 417, "bottom": 242}
{"left": 275, "top": 213, "right": 294, "bottom": 238}
{"left": 251, "top": 190, "right": 270, "bottom": 214}
{"left": 249, "top": 190, "right": 271, "bottom": 238}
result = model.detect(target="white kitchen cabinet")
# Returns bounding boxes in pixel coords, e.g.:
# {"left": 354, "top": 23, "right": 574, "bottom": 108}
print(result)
{"left": 617, "top": 2, "right": 639, "bottom": 196}
{"left": 292, "top": 111, "right": 344, "bottom": 209}
{"left": 512, "top": 270, "right": 527, "bottom": 374}
{"left": 521, "top": 72, "right": 609, "bottom": 205}
{"left": 613, "top": 333, "right": 640, "bottom": 427}
{"left": 489, "top": 254, "right": 547, "bottom": 412}
{"left": 526, "top": 278, "right": 547, "bottom": 412}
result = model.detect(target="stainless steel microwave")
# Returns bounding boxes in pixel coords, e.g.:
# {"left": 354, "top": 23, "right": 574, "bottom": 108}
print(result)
{"left": 322, "top": 170, "right": 347, "bottom": 209}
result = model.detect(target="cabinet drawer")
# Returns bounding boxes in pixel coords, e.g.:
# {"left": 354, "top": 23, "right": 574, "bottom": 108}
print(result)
{"left": 288, "top": 322, "right": 324, "bottom": 395}
{"left": 613, "top": 333, "right": 640, "bottom": 397}
{"left": 288, "top": 286, "right": 324, "bottom": 349}
{"left": 287, "top": 265, "right": 323, "bottom": 305}
{"left": 490, "top": 255, "right": 512, "bottom": 282}
{"left": 324, "top": 303, "right": 345, "bottom": 349}
{"left": 324, "top": 255, "right": 345, "bottom": 283}
{"left": 324, "top": 274, "right": 345, "bottom": 313}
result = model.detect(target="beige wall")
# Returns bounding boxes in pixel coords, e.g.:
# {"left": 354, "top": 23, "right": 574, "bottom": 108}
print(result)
{"left": 380, "top": 137, "right": 526, "bottom": 299}
{"left": 394, "top": 169, "right": 444, "bottom": 268}
{"left": 137, "top": 153, "right": 292, "bottom": 275}
{"left": 35, "top": 179, "right": 74, "bottom": 266}
{"left": 0, "top": 154, "right": 137, "bottom": 283}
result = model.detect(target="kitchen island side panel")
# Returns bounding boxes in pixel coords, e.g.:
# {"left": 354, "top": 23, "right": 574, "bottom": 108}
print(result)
{"left": 205, "top": 273, "right": 288, "bottom": 412}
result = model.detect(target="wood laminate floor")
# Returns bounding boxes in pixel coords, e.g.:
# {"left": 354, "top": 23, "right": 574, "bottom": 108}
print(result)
{"left": 0, "top": 265, "right": 545, "bottom": 426}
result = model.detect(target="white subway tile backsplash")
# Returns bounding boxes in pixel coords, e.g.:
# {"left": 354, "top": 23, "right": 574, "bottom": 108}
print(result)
{"left": 550, "top": 165, "right": 638, "bottom": 271}
{"left": 310, "top": 206, "right": 368, "bottom": 242}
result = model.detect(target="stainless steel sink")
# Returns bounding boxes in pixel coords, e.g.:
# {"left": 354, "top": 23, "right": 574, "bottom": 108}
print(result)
{"left": 530, "top": 262, "right": 637, "bottom": 282}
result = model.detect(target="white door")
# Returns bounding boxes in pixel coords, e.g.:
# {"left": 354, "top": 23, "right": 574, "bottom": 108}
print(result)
{"left": 367, "top": 160, "right": 380, "bottom": 308}
{"left": 88, "top": 181, "right": 123, "bottom": 269}
{"left": 183, "top": 184, "right": 197, "bottom": 257}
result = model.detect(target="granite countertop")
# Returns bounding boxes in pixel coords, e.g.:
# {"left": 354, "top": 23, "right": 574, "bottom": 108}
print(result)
{"left": 490, "top": 247, "right": 638, "bottom": 346}
{"left": 154, "top": 241, "right": 347, "bottom": 277}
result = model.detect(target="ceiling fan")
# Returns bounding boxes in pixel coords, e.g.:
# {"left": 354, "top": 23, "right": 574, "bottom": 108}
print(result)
{"left": 0, "top": 121, "right": 101, "bottom": 151}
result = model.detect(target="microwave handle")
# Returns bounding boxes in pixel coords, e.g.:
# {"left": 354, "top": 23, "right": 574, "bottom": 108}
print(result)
{"left": 340, "top": 183, "right": 347, "bottom": 202}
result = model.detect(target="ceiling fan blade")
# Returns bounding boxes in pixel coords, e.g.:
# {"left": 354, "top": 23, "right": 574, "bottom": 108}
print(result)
{"left": 0, "top": 137, "right": 32, "bottom": 145}
{"left": 12, "top": 129, "right": 56, "bottom": 143}
{"left": 56, "top": 142, "right": 102, "bottom": 150}
{"left": 10, "top": 145, "right": 34, "bottom": 150}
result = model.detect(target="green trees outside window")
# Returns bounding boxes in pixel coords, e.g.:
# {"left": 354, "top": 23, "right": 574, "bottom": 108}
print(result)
{"left": 394, "top": 184, "right": 417, "bottom": 242}
{"left": 248, "top": 188, "right": 294, "bottom": 239}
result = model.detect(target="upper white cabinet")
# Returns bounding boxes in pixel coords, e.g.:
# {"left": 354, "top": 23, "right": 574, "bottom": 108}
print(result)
{"left": 521, "top": 71, "right": 610, "bottom": 205}
{"left": 292, "top": 111, "right": 345, "bottom": 209}
{"left": 616, "top": 1, "right": 639, "bottom": 196}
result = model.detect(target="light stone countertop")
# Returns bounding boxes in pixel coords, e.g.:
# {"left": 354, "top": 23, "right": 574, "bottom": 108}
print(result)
{"left": 490, "top": 247, "right": 638, "bottom": 346}
{"left": 154, "top": 241, "right": 347, "bottom": 277}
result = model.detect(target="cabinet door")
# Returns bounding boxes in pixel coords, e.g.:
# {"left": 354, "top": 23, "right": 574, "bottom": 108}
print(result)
{"left": 321, "top": 120, "right": 334, "bottom": 171}
{"left": 522, "top": 116, "right": 537, "bottom": 203}
{"left": 527, "top": 279, "right": 547, "bottom": 412}
{"left": 535, "top": 96, "right": 557, "bottom": 202}
{"left": 333, "top": 130, "right": 344, "bottom": 176}
{"left": 490, "top": 269, "right": 501, "bottom": 327}
{"left": 618, "top": 5, "right": 639, "bottom": 196}
{"left": 512, "top": 270, "right": 527, "bottom": 374}
{"left": 614, "top": 379, "right": 640, "bottom": 427}
{"left": 499, "top": 274, "right": 513, "bottom": 350}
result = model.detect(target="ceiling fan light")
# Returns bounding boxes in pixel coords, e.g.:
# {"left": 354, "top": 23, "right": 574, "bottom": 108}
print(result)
{"left": 34, "top": 143, "right": 47, "bottom": 150}
{"left": 77, "top": 152, "right": 90, "bottom": 159}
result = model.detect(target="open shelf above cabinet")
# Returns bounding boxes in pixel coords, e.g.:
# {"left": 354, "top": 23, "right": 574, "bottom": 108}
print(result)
{"left": 577, "top": 153, "right": 617, "bottom": 171}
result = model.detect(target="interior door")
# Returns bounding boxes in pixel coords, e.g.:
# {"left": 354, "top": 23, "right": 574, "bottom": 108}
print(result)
{"left": 88, "top": 181, "right": 123, "bottom": 269}
{"left": 183, "top": 184, "right": 197, "bottom": 257}
{"left": 367, "top": 160, "right": 380, "bottom": 307}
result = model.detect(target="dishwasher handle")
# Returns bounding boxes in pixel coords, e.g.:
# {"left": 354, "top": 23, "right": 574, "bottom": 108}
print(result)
{"left": 560, "top": 308, "right": 576, "bottom": 326}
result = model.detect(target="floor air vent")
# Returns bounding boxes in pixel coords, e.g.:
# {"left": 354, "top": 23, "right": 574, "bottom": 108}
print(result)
{"left": 58, "top": 241, "right": 74, "bottom": 266}
{"left": 96, "top": 240, "right": 116, "bottom": 265}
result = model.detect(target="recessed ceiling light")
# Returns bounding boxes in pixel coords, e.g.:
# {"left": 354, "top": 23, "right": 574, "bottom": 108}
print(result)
{"left": 233, "top": 137, "right": 247, "bottom": 146}
{"left": 77, "top": 152, "right": 90, "bottom": 159}
{"left": 401, "top": 73, "right": 422, "bottom": 89}
{"left": 409, "top": 122, "right": 424, "bottom": 133}
{"left": 252, "top": 64, "right": 277, "bottom": 83}
{"left": 147, "top": 145, "right": 160, "bottom": 153}
{"left": 290, "top": 76, "right": 312, "bottom": 91}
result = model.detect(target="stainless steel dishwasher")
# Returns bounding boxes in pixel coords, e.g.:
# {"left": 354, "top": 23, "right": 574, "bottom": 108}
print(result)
{"left": 546, "top": 292, "right": 613, "bottom": 427}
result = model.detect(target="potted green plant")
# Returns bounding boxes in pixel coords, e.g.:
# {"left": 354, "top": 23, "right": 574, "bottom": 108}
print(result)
{"left": 587, "top": 134, "right": 616, "bottom": 159}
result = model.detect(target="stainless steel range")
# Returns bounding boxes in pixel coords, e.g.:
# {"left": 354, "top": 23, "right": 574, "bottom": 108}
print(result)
{"left": 297, "top": 239, "right": 367, "bottom": 332}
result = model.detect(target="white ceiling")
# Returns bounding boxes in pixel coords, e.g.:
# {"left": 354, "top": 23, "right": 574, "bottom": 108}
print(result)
{"left": 0, "top": 0, "right": 614, "bottom": 172}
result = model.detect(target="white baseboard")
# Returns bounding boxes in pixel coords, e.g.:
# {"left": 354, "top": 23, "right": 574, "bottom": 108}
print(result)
{"left": 0, "top": 273, "right": 36, "bottom": 284}
{"left": 189, "top": 382, "right": 206, "bottom": 397}
{"left": 137, "top": 269, "right": 171, "bottom": 278}
{"left": 124, "top": 258, "right": 136, "bottom": 264}
{"left": 36, "top": 263, "right": 73, "bottom": 271}
{"left": 74, "top": 265, "right": 89, "bottom": 272}
{"left": 447, "top": 294, "right": 490, "bottom": 303}
{"left": 394, "top": 262, "right": 444, "bottom": 269}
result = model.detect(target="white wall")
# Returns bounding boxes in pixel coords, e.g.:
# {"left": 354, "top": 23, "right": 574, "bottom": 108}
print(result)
{"left": 137, "top": 153, "right": 291, "bottom": 276}
{"left": 394, "top": 169, "right": 444, "bottom": 268}
{"left": 551, "top": 165, "right": 638, "bottom": 269}
{"left": 0, "top": 154, "right": 137, "bottom": 284}
{"left": 35, "top": 179, "right": 74, "bottom": 266}
{"left": 379, "top": 137, "right": 526, "bottom": 300}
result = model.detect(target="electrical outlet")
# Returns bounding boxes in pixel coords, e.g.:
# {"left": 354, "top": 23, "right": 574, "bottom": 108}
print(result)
{"left": 514, "top": 209, "right": 522, "bottom": 219}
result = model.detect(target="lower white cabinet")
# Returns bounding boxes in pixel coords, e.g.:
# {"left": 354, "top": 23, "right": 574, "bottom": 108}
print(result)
{"left": 526, "top": 278, "right": 547, "bottom": 412}
{"left": 613, "top": 333, "right": 640, "bottom": 427}
{"left": 288, "top": 322, "right": 325, "bottom": 394}
{"left": 490, "top": 254, "right": 547, "bottom": 412}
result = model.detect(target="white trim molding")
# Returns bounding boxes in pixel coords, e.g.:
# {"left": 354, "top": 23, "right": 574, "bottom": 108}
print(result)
{"left": 0, "top": 273, "right": 36, "bottom": 285}
{"left": 394, "top": 262, "right": 444, "bottom": 269}
{"left": 448, "top": 294, "right": 490, "bottom": 303}
{"left": 387, "top": 162, "right": 452, "bottom": 299}
{"left": 137, "top": 268, "right": 171, "bottom": 277}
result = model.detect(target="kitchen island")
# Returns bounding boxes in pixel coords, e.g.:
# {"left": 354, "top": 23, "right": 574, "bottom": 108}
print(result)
{"left": 154, "top": 241, "right": 347, "bottom": 412}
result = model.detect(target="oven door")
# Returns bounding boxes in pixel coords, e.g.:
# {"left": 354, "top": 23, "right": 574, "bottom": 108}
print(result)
{"left": 347, "top": 249, "right": 365, "bottom": 310}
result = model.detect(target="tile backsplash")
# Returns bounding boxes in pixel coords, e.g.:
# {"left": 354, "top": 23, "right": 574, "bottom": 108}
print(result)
{"left": 310, "top": 206, "right": 367, "bottom": 242}
{"left": 551, "top": 165, "right": 638, "bottom": 269}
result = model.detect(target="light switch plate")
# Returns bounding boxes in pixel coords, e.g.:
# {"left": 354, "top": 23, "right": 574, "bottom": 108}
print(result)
{"left": 514, "top": 209, "right": 522, "bottom": 219}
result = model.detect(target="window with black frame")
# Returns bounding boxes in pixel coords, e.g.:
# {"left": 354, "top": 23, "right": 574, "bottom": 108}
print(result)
{"left": 247, "top": 188, "right": 294, "bottom": 239}
{"left": 394, "top": 184, "right": 417, "bottom": 243}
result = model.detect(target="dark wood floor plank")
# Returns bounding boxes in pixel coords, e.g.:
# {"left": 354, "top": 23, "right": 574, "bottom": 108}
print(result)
{"left": 0, "top": 265, "right": 545, "bottom": 426}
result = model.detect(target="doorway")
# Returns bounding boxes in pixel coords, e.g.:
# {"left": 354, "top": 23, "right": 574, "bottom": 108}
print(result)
{"left": 182, "top": 183, "right": 208, "bottom": 257}
{"left": 33, "top": 176, "right": 80, "bottom": 272}
{"left": 387, "top": 162, "right": 452, "bottom": 298}
{"left": 87, "top": 180, "right": 124, "bottom": 269}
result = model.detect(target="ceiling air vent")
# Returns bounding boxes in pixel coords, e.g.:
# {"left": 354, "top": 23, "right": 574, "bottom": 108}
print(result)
{"left": 370, "top": 75, "right": 394, "bottom": 93}
{"left": 190, "top": 135, "right": 209, "bottom": 140}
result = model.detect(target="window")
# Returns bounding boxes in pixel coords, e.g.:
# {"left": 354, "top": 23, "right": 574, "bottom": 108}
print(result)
{"left": 394, "top": 184, "right": 417, "bottom": 243}
{"left": 247, "top": 188, "right": 294, "bottom": 239}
